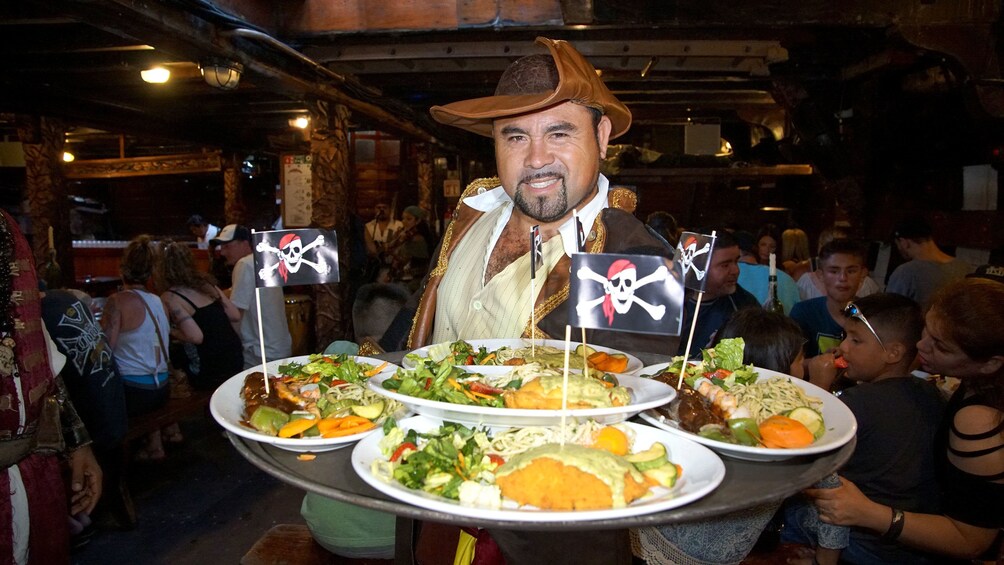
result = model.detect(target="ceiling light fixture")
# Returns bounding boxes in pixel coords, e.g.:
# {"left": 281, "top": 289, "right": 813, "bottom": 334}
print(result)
{"left": 140, "top": 66, "right": 171, "bottom": 84}
{"left": 200, "top": 59, "right": 243, "bottom": 90}
{"left": 290, "top": 116, "right": 310, "bottom": 129}
{"left": 62, "top": 151, "right": 75, "bottom": 163}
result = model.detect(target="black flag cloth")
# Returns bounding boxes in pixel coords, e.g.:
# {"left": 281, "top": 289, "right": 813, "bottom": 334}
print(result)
{"left": 568, "top": 253, "right": 684, "bottom": 336}
{"left": 530, "top": 225, "right": 543, "bottom": 279}
{"left": 252, "top": 228, "right": 340, "bottom": 288}
{"left": 674, "top": 231, "right": 716, "bottom": 292}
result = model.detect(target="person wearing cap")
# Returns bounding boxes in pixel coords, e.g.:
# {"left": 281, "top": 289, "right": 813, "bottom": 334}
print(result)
{"left": 187, "top": 214, "right": 220, "bottom": 250}
{"left": 411, "top": 37, "right": 673, "bottom": 356}
{"left": 212, "top": 224, "right": 292, "bottom": 369}
{"left": 887, "top": 216, "right": 974, "bottom": 306}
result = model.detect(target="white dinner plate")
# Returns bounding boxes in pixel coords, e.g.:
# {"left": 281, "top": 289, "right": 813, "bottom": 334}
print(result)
{"left": 637, "top": 363, "right": 857, "bottom": 462}
{"left": 404, "top": 338, "right": 644, "bottom": 375}
{"left": 368, "top": 368, "right": 676, "bottom": 427}
{"left": 210, "top": 355, "right": 401, "bottom": 453}
{"left": 352, "top": 415, "right": 725, "bottom": 522}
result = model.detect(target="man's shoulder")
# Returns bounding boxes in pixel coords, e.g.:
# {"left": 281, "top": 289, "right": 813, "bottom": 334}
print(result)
{"left": 790, "top": 296, "right": 824, "bottom": 316}
{"left": 732, "top": 285, "right": 759, "bottom": 305}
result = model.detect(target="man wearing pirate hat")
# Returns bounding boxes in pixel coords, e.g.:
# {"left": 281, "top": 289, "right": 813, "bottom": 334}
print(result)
{"left": 407, "top": 37, "right": 675, "bottom": 357}
{"left": 404, "top": 37, "right": 675, "bottom": 565}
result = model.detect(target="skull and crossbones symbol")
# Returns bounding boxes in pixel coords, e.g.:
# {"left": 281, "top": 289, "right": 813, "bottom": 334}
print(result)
{"left": 257, "top": 233, "right": 330, "bottom": 282}
{"left": 676, "top": 236, "right": 712, "bottom": 280}
{"left": 576, "top": 259, "right": 670, "bottom": 324}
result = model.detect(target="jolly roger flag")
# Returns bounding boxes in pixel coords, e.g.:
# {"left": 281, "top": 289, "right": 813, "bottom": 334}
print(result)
{"left": 530, "top": 225, "right": 543, "bottom": 279}
{"left": 674, "top": 231, "right": 716, "bottom": 292}
{"left": 568, "top": 253, "right": 684, "bottom": 336}
{"left": 252, "top": 228, "right": 340, "bottom": 288}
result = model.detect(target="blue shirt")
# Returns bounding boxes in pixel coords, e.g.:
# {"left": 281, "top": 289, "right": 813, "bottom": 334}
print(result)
{"left": 737, "top": 263, "right": 801, "bottom": 314}
{"left": 789, "top": 296, "right": 843, "bottom": 357}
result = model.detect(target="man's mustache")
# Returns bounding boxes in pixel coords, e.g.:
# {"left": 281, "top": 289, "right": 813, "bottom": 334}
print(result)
{"left": 519, "top": 170, "right": 565, "bottom": 185}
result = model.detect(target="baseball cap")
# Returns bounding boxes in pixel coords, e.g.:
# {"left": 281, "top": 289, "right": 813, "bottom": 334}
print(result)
{"left": 430, "top": 37, "right": 631, "bottom": 139}
{"left": 210, "top": 224, "right": 251, "bottom": 246}
{"left": 967, "top": 264, "right": 1004, "bottom": 285}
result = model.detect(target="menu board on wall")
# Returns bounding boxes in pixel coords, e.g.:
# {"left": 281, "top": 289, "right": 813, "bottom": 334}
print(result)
{"left": 281, "top": 154, "right": 312, "bottom": 227}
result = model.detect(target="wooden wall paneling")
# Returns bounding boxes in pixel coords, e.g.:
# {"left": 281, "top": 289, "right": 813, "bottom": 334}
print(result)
{"left": 310, "top": 100, "right": 352, "bottom": 347}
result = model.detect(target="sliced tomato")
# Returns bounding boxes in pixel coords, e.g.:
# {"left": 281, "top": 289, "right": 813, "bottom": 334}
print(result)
{"left": 468, "top": 381, "right": 503, "bottom": 395}
{"left": 703, "top": 368, "right": 732, "bottom": 381}
{"left": 834, "top": 356, "right": 849, "bottom": 369}
{"left": 424, "top": 377, "right": 432, "bottom": 390}
{"left": 487, "top": 453, "right": 505, "bottom": 466}
{"left": 328, "top": 379, "right": 348, "bottom": 387}
{"left": 465, "top": 354, "right": 475, "bottom": 365}
{"left": 390, "top": 442, "right": 417, "bottom": 462}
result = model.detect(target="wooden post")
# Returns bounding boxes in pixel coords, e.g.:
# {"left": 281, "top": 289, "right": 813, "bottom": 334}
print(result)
{"left": 223, "top": 153, "right": 246, "bottom": 225}
{"left": 416, "top": 142, "right": 433, "bottom": 218}
{"left": 16, "top": 115, "right": 75, "bottom": 284}
{"left": 310, "top": 100, "right": 353, "bottom": 347}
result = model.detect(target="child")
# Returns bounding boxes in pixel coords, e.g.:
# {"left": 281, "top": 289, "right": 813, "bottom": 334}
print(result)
{"left": 782, "top": 293, "right": 944, "bottom": 564}
{"left": 632, "top": 308, "right": 806, "bottom": 564}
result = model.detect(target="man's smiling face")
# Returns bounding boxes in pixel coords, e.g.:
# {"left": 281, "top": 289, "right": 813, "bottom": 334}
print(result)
{"left": 493, "top": 101, "right": 611, "bottom": 225}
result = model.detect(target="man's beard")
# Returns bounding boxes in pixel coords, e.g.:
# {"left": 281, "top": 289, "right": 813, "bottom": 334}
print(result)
{"left": 513, "top": 178, "right": 569, "bottom": 223}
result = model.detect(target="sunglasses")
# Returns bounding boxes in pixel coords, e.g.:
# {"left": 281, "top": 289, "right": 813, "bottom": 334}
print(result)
{"left": 842, "top": 302, "right": 885, "bottom": 349}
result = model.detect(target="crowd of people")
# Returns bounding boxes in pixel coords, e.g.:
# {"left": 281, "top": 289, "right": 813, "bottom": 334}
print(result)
{"left": 3, "top": 35, "right": 1002, "bottom": 565}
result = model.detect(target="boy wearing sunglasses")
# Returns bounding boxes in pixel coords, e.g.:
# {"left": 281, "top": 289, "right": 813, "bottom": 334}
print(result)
{"left": 784, "top": 293, "right": 945, "bottom": 564}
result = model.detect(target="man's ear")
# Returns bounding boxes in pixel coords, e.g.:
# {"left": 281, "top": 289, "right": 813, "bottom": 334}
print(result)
{"left": 597, "top": 115, "right": 613, "bottom": 159}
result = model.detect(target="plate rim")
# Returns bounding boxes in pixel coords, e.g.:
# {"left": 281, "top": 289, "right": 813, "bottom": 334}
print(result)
{"left": 350, "top": 414, "right": 725, "bottom": 522}
{"left": 403, "top": 338, "right": 643, "bottom": 375}
{"left": 635, "top": 362, "right": 858, "bottom": 461}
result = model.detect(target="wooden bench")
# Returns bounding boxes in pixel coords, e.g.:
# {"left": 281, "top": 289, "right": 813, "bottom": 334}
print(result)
{"left": 107, "top": 388, "right": 214, "bottom": 529}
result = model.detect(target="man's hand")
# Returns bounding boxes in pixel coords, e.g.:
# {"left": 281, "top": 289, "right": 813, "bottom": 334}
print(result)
{"left": 67, "top": 446, "right": 102, "bottom": 515}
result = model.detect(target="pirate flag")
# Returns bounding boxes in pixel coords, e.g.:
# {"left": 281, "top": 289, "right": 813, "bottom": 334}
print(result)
{"left": 252, "top": 228, "right": 340, "bottom": 288}
{"left": 530, "top": 225, "right": 543, "bottom": 279}
{"left": 674, "top": 231, "right": 716, "bottom": 292}
{"left": 569, "top": 253, "right": 684, "bottom": 335}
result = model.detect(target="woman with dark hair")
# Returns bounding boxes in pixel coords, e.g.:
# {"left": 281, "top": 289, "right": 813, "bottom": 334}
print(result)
{"left": 806, "top": 278, "right": 1004, "bottom": 560}
{"left": 755, "top": 223, "right": 782, "bottom": 265}
{"left": 156, "top": 240, "right": 243, "bottom": 391}
{"left": 101, "top": 235, "right": 175, "bottom": 460}
{"left": 713, "top": 307, "right": 805, "bottom": 373}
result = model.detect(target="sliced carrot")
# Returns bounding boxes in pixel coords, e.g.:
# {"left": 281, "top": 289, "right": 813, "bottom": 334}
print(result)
{"left": 363, "top": 361, "right": 389, "bottom": 377}
{"left": 600, "top": 354, "right": 629, "bottom": 373}
{"left": 469, "top": 390, "right": 496, "bottom": 400}
{"left": 478, "top": 353, "right": 496, "bottom": 365}
{"left": 446, "top": 377, "right": 462, "bottom": 390}
{"left": 297, "top": 453, "right": 316, "bottom": 461}
{"left": 759, "top": 415, "right": 814, "bottom": 449}
{"left": 587, "top": 351, "right": 610, "bottom": 367}
{"left": 336, "top": 415, "right": 371, "bottom": 428}
{"left": 461, "top": 389, "right": 478, "bottom": 403}
{"left": 278, "top": 417, "right": 318, "bottom": 438}
{"left": 321, "top": 422, "right": 377, "bottom": 438}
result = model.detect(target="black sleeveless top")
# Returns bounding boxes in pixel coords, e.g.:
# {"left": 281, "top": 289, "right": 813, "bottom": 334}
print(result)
{"left": 935, "top": 387, "right": 1004, "bottom": 529}
{"left": 169, "top": 289, "right": 244, "bottom": 390}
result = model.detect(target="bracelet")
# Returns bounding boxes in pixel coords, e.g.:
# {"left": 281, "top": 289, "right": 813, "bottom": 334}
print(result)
{"left": 881, "top": 508, "right": 905, "bottom": 542}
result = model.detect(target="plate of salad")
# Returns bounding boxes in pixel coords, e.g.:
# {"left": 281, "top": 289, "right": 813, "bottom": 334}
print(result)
{"left": 211, "top": 354, "right": 407, "bottom": 453}
{"left": 351, "top": 415, "right": 725, "bottom": 522}
{"left": 403, "top": 339, "right": 644, "bottom": 375}
{"left": 637, "top": 339, "right": 857, "bottom": 462}
{"left": 368, "top": 357, "right": 676, "bottom": 427}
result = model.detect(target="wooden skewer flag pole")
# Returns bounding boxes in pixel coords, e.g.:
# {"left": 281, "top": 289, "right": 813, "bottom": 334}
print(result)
{"left": 251, "top": 229, "right": 271, "bottom": 395}
{"left": 560, "top": 324, "right": 572, "bottom": 447}
{"left": 530, "top": 225, "right": 542, "bottom": 358}
{"left": 572, "top": 209, "right": 590, "bottom": 376}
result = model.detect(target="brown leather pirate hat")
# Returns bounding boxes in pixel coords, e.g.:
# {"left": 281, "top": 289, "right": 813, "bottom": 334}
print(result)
{"left": 430, "top": 37, "right": 631, "bottom": 139}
